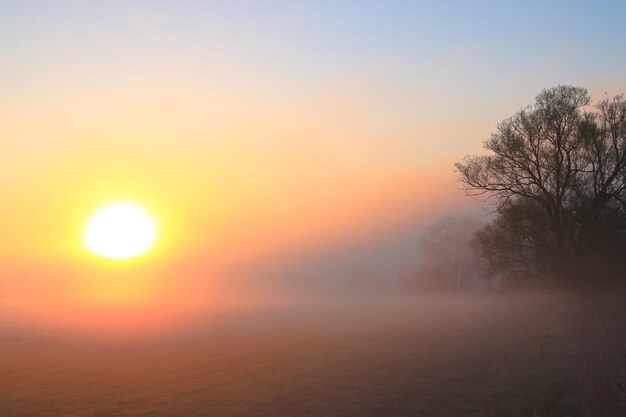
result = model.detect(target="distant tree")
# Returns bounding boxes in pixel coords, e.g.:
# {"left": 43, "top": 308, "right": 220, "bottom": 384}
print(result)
{"left": 416, "top": 216, "right": 484, "bottom": 290}
{"left": 456, "top": 85, "right": 626, "bottom": 278}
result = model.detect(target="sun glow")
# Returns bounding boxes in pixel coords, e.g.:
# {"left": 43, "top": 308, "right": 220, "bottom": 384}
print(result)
{"left": 84, "top": 202, "right": 158, "bottom": 260}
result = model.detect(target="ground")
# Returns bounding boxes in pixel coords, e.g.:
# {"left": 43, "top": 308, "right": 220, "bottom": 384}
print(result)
{"left": 0, "top": 293, "right": 592, "bottom": 417}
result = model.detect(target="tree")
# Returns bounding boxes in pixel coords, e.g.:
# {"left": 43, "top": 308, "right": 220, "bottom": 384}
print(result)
{"left": 456, "top": 85, "right": 626, "bottom": 278}
{"left": 477, "top": 199, "right": 553, "bottom": 277}
{"left": 416, "top": 216, "right": 483, "bottom": 290}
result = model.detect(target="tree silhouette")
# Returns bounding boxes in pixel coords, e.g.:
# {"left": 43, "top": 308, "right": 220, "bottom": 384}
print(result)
{"left": 456, "top": 85, "right": 626, "bottom": 277}
{"left": 417, "top": 216, "right": 483, "bottom": 289}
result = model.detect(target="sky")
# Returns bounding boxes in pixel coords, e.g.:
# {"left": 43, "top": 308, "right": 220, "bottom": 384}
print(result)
{"left": 1, "top": 1, "right": 626, "bottom": 329}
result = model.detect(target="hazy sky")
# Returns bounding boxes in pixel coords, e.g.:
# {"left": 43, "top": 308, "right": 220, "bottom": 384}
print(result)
{"left": 1, "top": 1, "right": 626, "bottom": 324}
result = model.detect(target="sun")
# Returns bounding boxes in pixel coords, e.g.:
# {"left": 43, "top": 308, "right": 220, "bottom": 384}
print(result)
{"left": 84, "top": 202, "right": 158, "bottom": 260}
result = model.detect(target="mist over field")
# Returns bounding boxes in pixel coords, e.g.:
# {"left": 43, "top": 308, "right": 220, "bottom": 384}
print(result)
{"left": 2, "top": 1, "right": 626, "bottom": 416}
{"left": 2, "top": 290, "right": 624, "bottom": 417}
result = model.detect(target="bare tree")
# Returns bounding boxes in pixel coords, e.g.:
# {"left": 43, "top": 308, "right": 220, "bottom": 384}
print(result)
{"left": 456, "top": 85, "right": 626, "bottom": 277}
{"left": 417, "top": 216, "right": 483, "bottom": 290}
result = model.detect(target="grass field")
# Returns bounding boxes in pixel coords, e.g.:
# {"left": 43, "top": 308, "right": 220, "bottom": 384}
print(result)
{"left": 0, "top": 293, "right": 604, "bottom": 417}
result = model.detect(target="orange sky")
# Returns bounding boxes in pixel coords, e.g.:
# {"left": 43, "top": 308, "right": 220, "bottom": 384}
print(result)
{"left": 0, "top": 76, "right": 478, "bottom": 330}
{"left": 0, "top": 75, "right": 478, "bottom": 263}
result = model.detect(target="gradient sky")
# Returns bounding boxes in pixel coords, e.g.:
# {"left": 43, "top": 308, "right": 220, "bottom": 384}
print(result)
{"left": 1, "top": 1, "right": 626, "bottom": 328}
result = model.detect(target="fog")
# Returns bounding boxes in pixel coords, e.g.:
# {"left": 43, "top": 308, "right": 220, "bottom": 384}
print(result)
{"left": 0, "top": 292, "right": 581, "bottom": 417}
{"left": 2, "top": 166, "right": 624, "bottom": 417}
{"left": 1, "top": 205, "right": 625, "bottom": 416}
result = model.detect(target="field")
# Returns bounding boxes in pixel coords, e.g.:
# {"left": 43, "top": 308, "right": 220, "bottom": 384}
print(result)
{"left": 0, "top": 293, "right": 603, "bottom": 417}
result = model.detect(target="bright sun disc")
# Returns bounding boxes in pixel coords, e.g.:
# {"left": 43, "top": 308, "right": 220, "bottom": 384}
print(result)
{"left": 84, "top": 202, "right": 157, "bottom": 260}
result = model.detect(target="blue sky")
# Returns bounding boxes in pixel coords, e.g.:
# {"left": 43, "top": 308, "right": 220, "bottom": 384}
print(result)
{"left": 2, "top": 1, "right": 625, "bottom": 91}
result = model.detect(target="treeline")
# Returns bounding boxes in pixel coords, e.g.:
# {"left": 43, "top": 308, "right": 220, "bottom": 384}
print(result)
{"left": 411, "top": 86, "right": 626, "bottom": 290}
